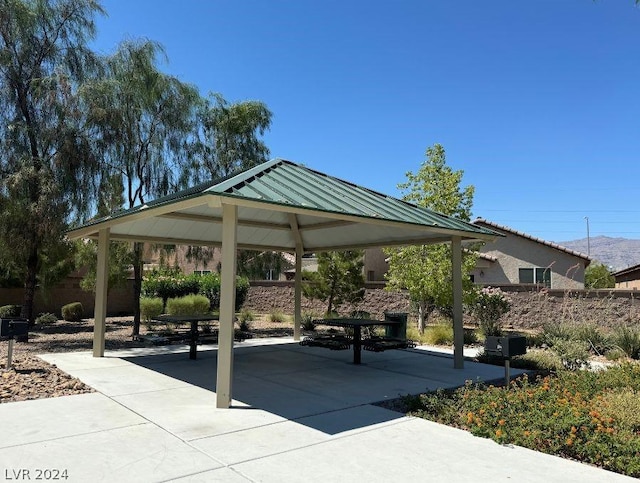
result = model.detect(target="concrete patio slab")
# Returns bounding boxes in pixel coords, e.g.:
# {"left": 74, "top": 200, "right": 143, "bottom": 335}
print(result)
{"left": 1, "top": 339, "right": 635, "bottom": 483}
{"left": 0, "top": 392, "right": 144, "bottom": 448}
{"left": 0, "top": 418, "right": 223, "bottom": 483}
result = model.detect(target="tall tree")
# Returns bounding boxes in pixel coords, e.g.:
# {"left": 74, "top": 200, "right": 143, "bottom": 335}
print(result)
{"left": 81, "top": 39, "right": 201, "bottom": 335}
{"left": 584, "top": 262, "right": 615, "bottom": 289}
{"left": 184, "top": 92, "right": 276, "bottom": 280}
{"left": 0, "top": 0, "right": 104, "bottom": 323}
{"left": 384, "top": 144, "right": 476, "bottom": 332}
{"left": 192, "top": 93, "right": 272, "bottom": 182}
{"left": 303, "top": 250, "right": 365, "bottom": 316}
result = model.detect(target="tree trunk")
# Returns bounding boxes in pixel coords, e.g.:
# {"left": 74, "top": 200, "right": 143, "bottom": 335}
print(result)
{"left": 417, "top": 300, "right": 426, "bottom": 333}
{"left": 21, "top": 245, "right": 39, "bottom": 326}
{"left": 131, "top": 242, "right": 143, "bottom": 336}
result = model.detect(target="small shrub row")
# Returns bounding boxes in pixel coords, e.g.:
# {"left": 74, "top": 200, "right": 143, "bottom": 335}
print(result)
{"left": 142, "top": 268, "right": 249, "bottom": 311}
{"left": 166, "top": 294, "right": 211, "bottom": 316}
{"left": 541, "top": 321, "right": 640, "bottom": 361}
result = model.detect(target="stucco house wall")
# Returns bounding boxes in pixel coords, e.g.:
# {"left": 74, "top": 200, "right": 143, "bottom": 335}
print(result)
{"left": 471, "top": 219, "right": 590, "bottom": 290}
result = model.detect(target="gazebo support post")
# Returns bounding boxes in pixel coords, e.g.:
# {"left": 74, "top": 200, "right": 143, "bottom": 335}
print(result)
{"left": 216, "top": 203, "right": 238, "bottom": 409}
{"left": 293, "top": 244, "right": 302, "bottom": 341}
{"left": 451, "top": 236, "right": 464, "bottom": 369}
{"left": 93, "top": 228, "right": 110, "bottom": 357}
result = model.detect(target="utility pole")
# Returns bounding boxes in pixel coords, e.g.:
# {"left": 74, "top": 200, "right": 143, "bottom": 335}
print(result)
{"left": 584, "top": 216, "right": 590, "bottom": 256}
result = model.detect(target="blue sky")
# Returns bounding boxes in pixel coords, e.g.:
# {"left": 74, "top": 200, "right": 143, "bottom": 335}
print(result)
{"left": 92, "top": 0, "right": 640, "bottom": 243}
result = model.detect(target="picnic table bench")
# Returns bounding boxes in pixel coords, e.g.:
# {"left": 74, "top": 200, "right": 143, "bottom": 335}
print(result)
{"left": 149, "top": 315, "right": 250, "bottom": 359}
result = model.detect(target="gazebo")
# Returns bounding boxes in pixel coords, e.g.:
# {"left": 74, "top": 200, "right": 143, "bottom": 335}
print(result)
{"left": 67, "top": 158, "right": 497, "bottom": 408}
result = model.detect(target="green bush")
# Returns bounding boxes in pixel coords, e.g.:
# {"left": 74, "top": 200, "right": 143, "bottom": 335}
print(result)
{"left": 235, "top": 276, "right": 250, "bottom": 310}
{"left": 550, "top": 337, "right": 591, "bottom": 371}
{"left": 198, "top": 272, "right": 221, "bottom": 309}
{"left": 612, "top": 325, "right": 640, "bottom": 360}
{"left": 350, "top": 310, "right": 370, "bottom": 319}
{"left": 142, "top": 268, "right": 201, "bottom": 308}
{"left": 61, "top": 302, "right": 83, "bottom": 322}
{"left": 238, "top": 308, "right": 254, "bottom": 331}
{"left": 425, "top": 323, "right": 454, "bottom": 346}
{"left": 35, "top": 313, "right": 58, "bottom": 325}
{"left": 469, "top": 287, "right": 511, "bottom": 337}
{"left": 140, "top": 297, "right": 164, "bottom": 322}
{"left": 541, "top": 320, "right": 574, "bottom": 344}
{"left": 0, "top": 305, "right": 21, "bottom": 318}
{"left": 269, "top": 309, "right": 288, "bottom": 323}
{"left": 573, "top": 323, "right": 611, "bottom": 356}
{"left": 166, "top": 294, "right": 211, "bottom": 316}
{"left": 301, "top": 311, "right": 319, "bottom": 331}
{"left": 464, "top": 328, "right": 479, "bottom": 345}
{"left": 509, "top": 349, "right": 564, "bottom": 372}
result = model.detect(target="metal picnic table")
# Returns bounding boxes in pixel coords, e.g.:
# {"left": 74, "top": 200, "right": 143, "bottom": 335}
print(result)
{"left": 317, "top": 318, "right": 402, "bottom": 364}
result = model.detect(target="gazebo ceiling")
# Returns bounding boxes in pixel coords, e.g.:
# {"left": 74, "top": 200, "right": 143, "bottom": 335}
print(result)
{"left": 67, "top": 158, "right": 498, "bottom": 251}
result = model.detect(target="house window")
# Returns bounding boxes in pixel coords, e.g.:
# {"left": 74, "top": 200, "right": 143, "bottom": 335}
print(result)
{"left": 367, "top": 270, "right": 375, "bottom": 281}
{"left": 519, "top": 267, "right": 551, "bottom": 287}
{"left": 193, "top": 270, "right": 211, "bottom": 276}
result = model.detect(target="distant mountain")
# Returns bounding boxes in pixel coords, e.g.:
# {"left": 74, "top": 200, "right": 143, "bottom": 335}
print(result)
{"left": 555, "top": 236, "right": 640, "bottom": 272}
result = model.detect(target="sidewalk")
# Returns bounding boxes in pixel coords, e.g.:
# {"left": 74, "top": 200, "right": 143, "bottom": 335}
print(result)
{"left": 0, "top": 339, "right": 634, "bottom": 482}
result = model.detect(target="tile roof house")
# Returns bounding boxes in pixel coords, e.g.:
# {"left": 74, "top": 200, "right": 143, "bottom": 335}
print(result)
{"left": 613, "top": 263, "right": 640, "bottom": 290}
{"left": 471, "top": 218, "right": 591, "bottom": 289}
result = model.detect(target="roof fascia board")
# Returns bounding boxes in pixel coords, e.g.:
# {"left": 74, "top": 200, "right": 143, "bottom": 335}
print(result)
{"left": 67, "top": 194, "right": 220, "bottom": 240}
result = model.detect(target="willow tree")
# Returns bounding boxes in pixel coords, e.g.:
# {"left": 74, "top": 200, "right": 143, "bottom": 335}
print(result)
{"left": 385, "top": 144, "right": 477, "bottom": 332}
{"left": 183, "top": 93, "right": 275, "bottom": 279}
{"left": 0, "top": 0, "right": 104, "bottom": 323}
{"left": 82, "top": 39, "right": 201, "bottom": 335}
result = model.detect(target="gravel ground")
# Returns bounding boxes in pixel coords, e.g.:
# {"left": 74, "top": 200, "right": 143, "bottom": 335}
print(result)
{"left": 0, "top": 316, "right": 294, "bottom": 404}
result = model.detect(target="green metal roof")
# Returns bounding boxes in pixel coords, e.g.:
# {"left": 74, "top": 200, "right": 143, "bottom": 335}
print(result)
{"left": 68, "top": 158, "right": 497, "bottom": 251}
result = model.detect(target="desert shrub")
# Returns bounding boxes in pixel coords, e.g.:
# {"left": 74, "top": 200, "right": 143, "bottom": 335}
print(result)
{"left": 35, "top": 313, "right": 58, "bottom": 326}
{"left": 612, "top": 325, "right": 640, "bottom": 360}
{"left": 605, "top": 347, "right": 627, "bottom": 361}
{"left": 140, "top": 297, "right": 163, "bottom": 322}
{"left": 0, "top": 305, "right": 21, "bottom": 317}
{"left": 541, "top": 320, "right": 574, "bottom": 344}
{"left": 509, "top": 349, "right": 564, "bottom": 372}
{"left": 350, "top": 310, "right": 370, "bottom": 319}
{"left": 549, "top": 337, "right": 591, "bottom": 371}
{"left": 525, "top": 332, "right": 546, "bottom": 348}
{"left": 166, "top": 294, "right": 211, "bottom": 316}
{"left": 464, "top": 328, "right": 479, "bottom": 345}
{"left": 424, "top": 323, "right": 454, "bottom": 346}
{"left": 238, "top": 308, "right": 254, "bottom": 331}
{"left": 406, "top": 326, "right": 427, "bottom": 345}
{"left": 61, "top": 302, "right": 83, "bottom": 322}
{"left": 573, "top": 323, "right": 612, "bottom": 356}
{"left": 269, "top": 309, "right": 288, "bottom": 323}
{"left": 469, "top": 287, "right": 511, "bottom": 337}
{"left": 301, "top": 311, "right": 319, "bottom": 331}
